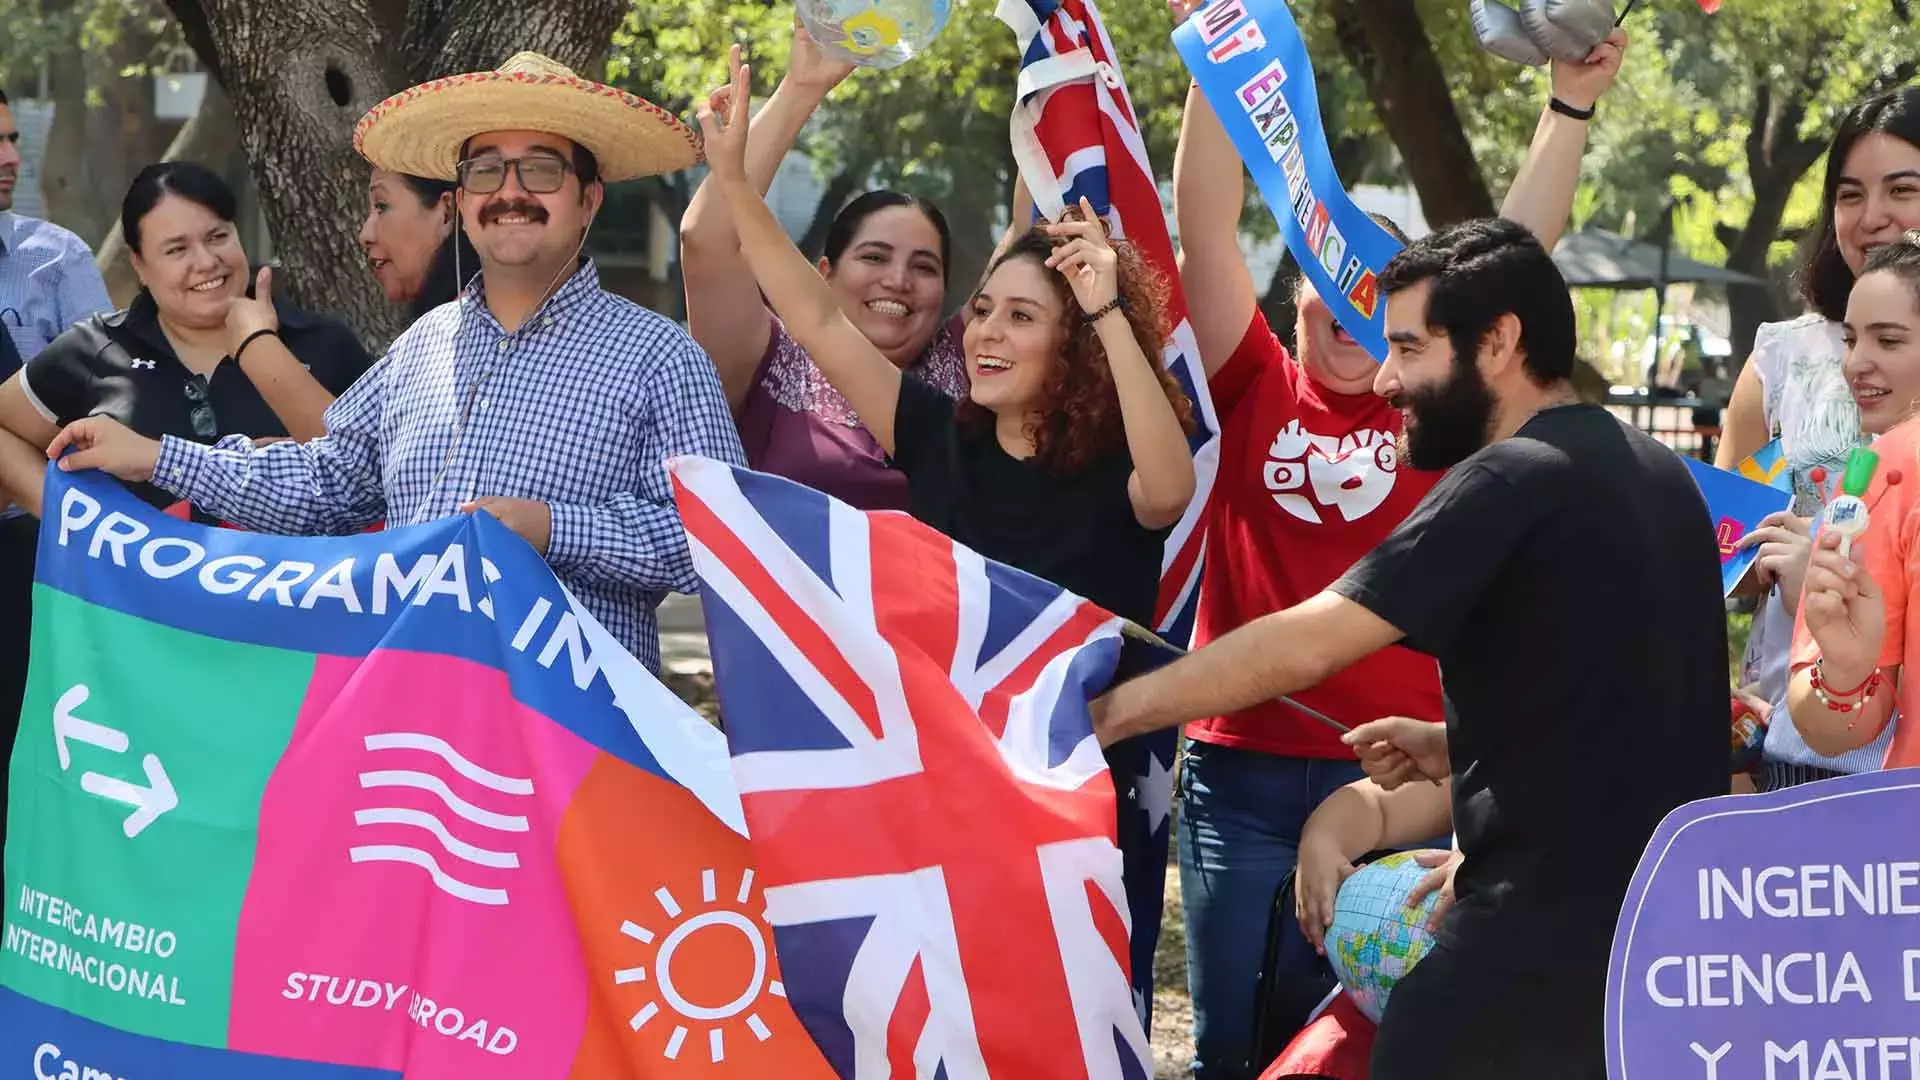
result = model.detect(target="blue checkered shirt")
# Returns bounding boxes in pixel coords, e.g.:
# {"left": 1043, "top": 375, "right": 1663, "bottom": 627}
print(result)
{"left": 0, "top": 211, "right": 112, "bottom": 369}
{"left": 153, "top": 260, "right": 746, "bottom": 671}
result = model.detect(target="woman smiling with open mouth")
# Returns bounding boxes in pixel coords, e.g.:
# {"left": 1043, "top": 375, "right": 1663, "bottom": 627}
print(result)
{"left": 696, "top": 47, "right": 1197, "bottom": 628}
{"left": 678, "top": 20, "right": 974, "bottom": 513}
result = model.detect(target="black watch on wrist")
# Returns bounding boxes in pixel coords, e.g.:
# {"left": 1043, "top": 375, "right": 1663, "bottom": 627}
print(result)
{"left": 1549, "top": 96, "right": 1596, "bottom": 121}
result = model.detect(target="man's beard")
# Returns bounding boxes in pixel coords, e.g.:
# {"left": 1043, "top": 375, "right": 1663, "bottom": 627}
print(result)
{"left": 1395, "top": 360, "right": 1497, "bottom": 471}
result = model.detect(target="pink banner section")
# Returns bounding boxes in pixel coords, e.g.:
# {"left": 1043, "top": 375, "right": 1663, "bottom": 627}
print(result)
{"left": 229, "top": 650, "right": 597, "bottom": 1077}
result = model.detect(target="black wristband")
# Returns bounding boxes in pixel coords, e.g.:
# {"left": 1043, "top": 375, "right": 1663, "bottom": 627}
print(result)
{"left": 233, "top": 327, "right": 278, "bottom": 362}
{"left": 1549, "top": 96, "right": 1596, "bottom": 121}
{"left": 1080, "top": 295, "right": 1129, "bottom": 324}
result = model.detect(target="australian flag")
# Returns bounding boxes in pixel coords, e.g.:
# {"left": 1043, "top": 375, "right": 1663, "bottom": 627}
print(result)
{"left": 1001, "top": 0, "right": 1221, "bottom": 1026}
{"left": 671, "top": 456, "right": 1164, "bottom": 1078}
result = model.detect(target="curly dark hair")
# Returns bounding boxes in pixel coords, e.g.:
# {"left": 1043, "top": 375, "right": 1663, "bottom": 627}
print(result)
{"left": 958, "top": 208, "right": 1196, "bottom": 475}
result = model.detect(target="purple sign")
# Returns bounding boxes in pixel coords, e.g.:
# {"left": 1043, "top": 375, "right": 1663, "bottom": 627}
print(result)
{"left": 1607, "top": 769, "right": 1920, "bottom": 1080}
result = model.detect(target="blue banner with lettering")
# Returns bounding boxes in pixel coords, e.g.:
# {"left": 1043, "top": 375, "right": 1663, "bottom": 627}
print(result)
{"left": 1173, "top": 0, "right": 1405, "bottom": 359}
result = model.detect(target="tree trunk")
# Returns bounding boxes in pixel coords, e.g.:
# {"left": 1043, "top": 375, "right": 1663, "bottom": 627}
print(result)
{"left": 39, "top": 2, "right": 173, "bottom": 243}
{"left": 96, "top": 80, "right": 241, "bottom": 307}
{"left": 1716, "top": 73, "right": 1834, "bottom": 364}
{"left": 162, "top": 0, "right": 630, "bottom": 349}
{"left": 1326, "top": 0, "right": 1493, "bottom": 226}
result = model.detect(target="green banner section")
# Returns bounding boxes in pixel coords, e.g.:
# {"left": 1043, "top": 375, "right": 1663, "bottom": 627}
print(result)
{"left": 3, "top": 585, "right": 317, "bottom": 1046}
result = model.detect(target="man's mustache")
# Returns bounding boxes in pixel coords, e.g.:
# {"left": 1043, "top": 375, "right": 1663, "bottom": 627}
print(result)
{"left": 480, "top": 200, "right": 548, "bottom": 226}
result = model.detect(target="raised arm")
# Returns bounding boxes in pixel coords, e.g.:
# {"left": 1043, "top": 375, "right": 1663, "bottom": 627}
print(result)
{"left": 1047, "top": 204, "right": 1196, "bottom": 528}
{"left": 695, "top": 48, "right": 905, "bottom": 454}
{"left": 1170, "top": 0, "right": 1254, "bottom": 376}
{"left": 1498, "top": 29, "right": 1627, "bottom": 251}
{"left": 681, "top": 24, "right": 855, "bottom": 409}
{"left": 223, "top": 268, "right": 346, "bottom": 441}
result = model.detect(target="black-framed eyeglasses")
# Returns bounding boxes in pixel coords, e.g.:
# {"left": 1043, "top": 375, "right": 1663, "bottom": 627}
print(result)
{"left": 456, "top": 154, "right": 571, "bottom": 196}
{"left": 182, "top": 376, "right": 217, "bottom": 440}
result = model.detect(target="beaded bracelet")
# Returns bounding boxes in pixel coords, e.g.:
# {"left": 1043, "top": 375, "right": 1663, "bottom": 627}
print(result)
{"left": 1809, "top": 658, "right": 1884, "bottom": 716}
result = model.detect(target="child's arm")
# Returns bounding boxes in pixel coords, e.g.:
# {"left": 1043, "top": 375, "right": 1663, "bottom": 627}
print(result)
{"left": 1294, "top": 777, "right": 1452, "bottom": 953}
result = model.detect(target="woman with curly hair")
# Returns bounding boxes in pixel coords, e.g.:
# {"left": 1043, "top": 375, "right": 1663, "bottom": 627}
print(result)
{"left": 695, "top": 50, "right": 1196, "bottom": 624}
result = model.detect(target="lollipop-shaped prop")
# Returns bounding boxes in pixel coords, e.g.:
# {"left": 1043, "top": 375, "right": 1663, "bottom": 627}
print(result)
{"left": 796, "top": 0, "right": 952, "bottom": 69}
{"left": 1819, "top": 447, "right": 1903, "bottom": 560}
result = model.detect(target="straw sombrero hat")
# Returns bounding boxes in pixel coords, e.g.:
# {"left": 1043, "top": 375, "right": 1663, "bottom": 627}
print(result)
{"left": 353, "top": 52, "right": 702, "bottom": 184}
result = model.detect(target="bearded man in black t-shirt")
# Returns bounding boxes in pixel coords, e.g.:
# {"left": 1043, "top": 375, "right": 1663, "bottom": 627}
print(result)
{"left": 1097, "top": 217, "right": 1726, "bottom": 1079}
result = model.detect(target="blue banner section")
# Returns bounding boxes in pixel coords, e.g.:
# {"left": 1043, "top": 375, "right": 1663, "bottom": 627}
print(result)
{"left": 33, "top": 467, "right": 670, "bottom": 783}
{"left": 0, "top": 988, "right": 398, "bottom": 1079}
{"left": 1680, "top": 457, "right": 1793, "bottom": 596}
{"left": 1173, "top": 0, "right": 1405, "bottom": 359}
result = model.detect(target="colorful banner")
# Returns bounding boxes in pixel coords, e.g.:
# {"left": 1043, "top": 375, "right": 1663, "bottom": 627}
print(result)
{"left": 1172, "top": 0, "right": 1405, "bottom": 360}
{"left": 1681, "top": 457, "right": 1793, "bottom": 596}
{"left": 1000, "top": 0, "right": 1198, "bottom": 1026}
{"left": 671, "top": 456, "right": 1157, "bottom": 1078}
{"left": 1606, "top": 769, "right": 1920, "bottom": 1080}
{"left": 1734, "top": 438, "right": 1791, "bottom": 492}
{"left": 3, "top": 467, "right": 833, "bottom": 1078}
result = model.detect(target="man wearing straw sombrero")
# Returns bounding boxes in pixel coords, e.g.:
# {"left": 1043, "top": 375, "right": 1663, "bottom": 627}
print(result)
{"left": 44, "top": 53, "right": 748, "bottom": 673}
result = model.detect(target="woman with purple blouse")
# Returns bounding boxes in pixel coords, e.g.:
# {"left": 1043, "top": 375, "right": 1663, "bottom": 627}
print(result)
{"left": 679, "top": 22, "right": 972, "bottom": 511}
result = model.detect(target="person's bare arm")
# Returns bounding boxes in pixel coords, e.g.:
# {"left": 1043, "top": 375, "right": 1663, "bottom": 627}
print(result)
{"left": 681, "top": 25, "right": 855, "bottom": 409}
{"left": 1497, "top": 29, "right": 1627, "bottom": 252}
{"left": 1172, "top": 81, "right": 1256, "bottom": 377}
{"left": 1715, "top": 357, "right": 1769, "bottom": 468}
{"left": 1294, "top": 778, "right": 1453, "bottom": 951}
{"left": 699, "top": 50, "right": 905, "bottom": 455}
{"left": 1096, "top": 590, "right": 1402, "bottom": 743}
{"left": 0, "top": 373, "right": 60, "bottom": 451}
{"left": 0, "top": 426, "right": 48, "bottom": 515}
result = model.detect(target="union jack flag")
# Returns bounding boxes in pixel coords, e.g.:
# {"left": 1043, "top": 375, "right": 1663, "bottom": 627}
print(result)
{"left": 670, "top": 456, "right": 1156, "bottom": 1079}
{"left": 1001, "top": 0, "right": 1211, "bottom": 1024}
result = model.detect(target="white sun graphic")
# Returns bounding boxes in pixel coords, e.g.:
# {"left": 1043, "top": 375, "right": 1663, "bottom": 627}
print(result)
{"left": 615, "top": 866, "right": 787, "bottom": 1062}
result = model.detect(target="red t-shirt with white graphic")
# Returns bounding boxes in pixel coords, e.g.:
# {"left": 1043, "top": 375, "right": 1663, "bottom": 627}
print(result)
{"left": 1187, "top": 311, "right": 1445, "bottom": 758}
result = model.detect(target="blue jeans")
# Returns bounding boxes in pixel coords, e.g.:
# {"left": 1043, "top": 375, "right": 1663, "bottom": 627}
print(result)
{"left": 1178, "top": 741, "right": 1366, "bottom": 1080}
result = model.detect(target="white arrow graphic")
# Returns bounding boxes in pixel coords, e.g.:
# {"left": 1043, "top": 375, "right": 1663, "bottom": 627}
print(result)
{"left": 52, "top": 684, "right": 177, "bottom": 838}
{"left": 80, "top": 755, "right": 177, "bottom": 839}
{"left": 53, "top": 685, "right": 128, "bottom": 770}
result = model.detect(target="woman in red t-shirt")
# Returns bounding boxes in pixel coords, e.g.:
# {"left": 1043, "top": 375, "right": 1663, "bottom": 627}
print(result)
{"left": 1162, "top": 3, "right": 1629, "bottom": 1074}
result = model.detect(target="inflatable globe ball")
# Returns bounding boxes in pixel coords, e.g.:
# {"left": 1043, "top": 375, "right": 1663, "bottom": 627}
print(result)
{"left": 1325, "top": 851, "right": 1445, "bottom": 1024}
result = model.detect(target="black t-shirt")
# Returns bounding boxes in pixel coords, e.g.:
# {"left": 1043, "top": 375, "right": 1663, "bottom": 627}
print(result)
{"left": 889, "top": 376, "right": 1169, "bottom": 625}
{"left": 1333, "top": 403, "right": 1726, "bottom": 972}
{"left": 23, "top": 289, "right": 373, "bottom": 515}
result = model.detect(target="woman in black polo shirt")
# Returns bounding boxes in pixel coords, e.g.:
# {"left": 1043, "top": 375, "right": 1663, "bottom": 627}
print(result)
{"left": 0, "top": 162, "right": 372, "bottom": 518}
{"left": 0, "top": 163, "right": 372, "bottom": 772}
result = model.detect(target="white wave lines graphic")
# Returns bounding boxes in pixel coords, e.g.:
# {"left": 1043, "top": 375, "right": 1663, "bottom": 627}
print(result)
{"left": 349, "top": 732, "right": 533, "bottom": 907}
